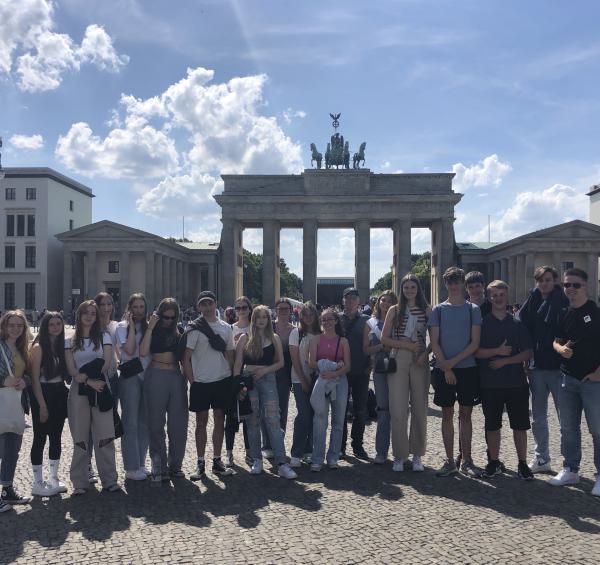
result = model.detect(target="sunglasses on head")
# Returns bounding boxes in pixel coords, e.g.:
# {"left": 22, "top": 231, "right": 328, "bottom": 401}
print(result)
{"left": 563, "top": 282, "right": 583, "bottom": 289}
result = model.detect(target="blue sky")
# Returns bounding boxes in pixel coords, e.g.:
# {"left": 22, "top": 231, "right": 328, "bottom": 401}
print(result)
{"left": 1, "top": 0, "right": 598, "bottom": 284}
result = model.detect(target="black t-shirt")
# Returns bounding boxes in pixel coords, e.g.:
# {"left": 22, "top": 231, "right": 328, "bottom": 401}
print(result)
{"left": 340, "top": 313, "right": 369, "bottom": 375}
{"left": 555, "top": 300, "right": 600, "bottom": 381}
{"left": 479, "top": 299, "right": 493, "bottom": 318}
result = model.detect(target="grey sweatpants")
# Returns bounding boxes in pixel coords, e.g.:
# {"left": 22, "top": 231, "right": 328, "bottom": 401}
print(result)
{"left": 144, "top": 367, "right": 188, "bottom": 475}
{"left": 67, "top": 384, "right": 118, "bottom": 490}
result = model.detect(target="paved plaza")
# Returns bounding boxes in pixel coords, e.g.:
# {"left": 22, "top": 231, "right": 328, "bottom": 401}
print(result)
{"left": 1, "top": 388, "right": 598, "bottom": 565}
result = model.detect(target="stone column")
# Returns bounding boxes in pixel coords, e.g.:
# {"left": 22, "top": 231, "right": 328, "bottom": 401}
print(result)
{"left": 182, "top": 262, "right": 189, "bottom": 305}
{"left": 63, "top": 247, "right": 73, "bottom": 314}
{"left": 587, "top": 253, "right": 599, "bottom": 303}
{"left": 154, "top": 254, "right": 163, "bottom": 306}
{"left": 302, "top": 219, "right": 318, "bottom": 302}
{"left": 170, "top": 258, "right": 177, "bottom": 301}
{"left": 262, "top": 220, "right": 281, "bottom": 306}
{"left": 219, "top": 219, "right": 243, "bottom": 307}
{"left": 501, "top": 258, "right": 509, "bottom": 283}
{"left": 207, "top": 260, "right": 216, "bottom": 293}
{"left": 525, "top": 253, "right": 535, "bottom": 299}
{"left": 162, "top": 254, "right": 169, "bottom": 297}
{"left": 392, "top": 220, "right": 411, "bottom": 296}
{"left": 176, "top": 260, "right": 183, "bottom": 304}
{"left": 508, "top": 255, "right": 517, "bottom": 303}
{"left": 354, "top": 220, "right": 371, "bottom": 303}
{"left": 144, "top": 250, "right": 155, "bottom": 310}
{"left": 85, "top": 250, "right": 97, "bottom": 299}
{"left": 516, "top": 254, "right": 526, "bottom": 303}
{"left": 436, "top": 218, "right": 455, "bottom": 304}
{"left": 120, "top": 250, "right": 130, "bottom": 315}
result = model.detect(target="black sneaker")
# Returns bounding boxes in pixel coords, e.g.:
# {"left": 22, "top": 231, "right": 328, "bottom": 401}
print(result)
{"left": 483, "top": 460, "right": 503, "bottom": 478}
{"left": 190, "top": 460, "right": 206, "bottom": 481}
{"left": 518, "top": 461, "right": 534, "bottom": 481}
{"left": 0, "top": 499, "right": 12, "bottom": 513}
{"left": 2, "top": 485, "right": 32, "bottom": 505}
{"left": 169, "top": 468, "right": 185, "bottom": 479}
{"left": 212, "top": 458, "right": 234, "bottom": 476}
{"left": 352, "top": 446, "right": 370, "bottom": 461}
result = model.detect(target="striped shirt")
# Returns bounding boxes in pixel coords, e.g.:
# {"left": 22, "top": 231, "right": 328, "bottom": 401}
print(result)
{"left": 393, "top": 306, "right": 428, "bottom": 345}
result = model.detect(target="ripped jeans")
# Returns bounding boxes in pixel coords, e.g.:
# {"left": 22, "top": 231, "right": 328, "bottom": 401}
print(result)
{"left": 246, "top": 373, "right": 287, "bottom": 465}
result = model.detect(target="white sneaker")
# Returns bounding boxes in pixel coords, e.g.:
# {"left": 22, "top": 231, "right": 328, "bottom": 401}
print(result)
{"left": 392, "top": 459, "right": 405, "bottom": 472}
{"left": 250, "top": 459, "right": 263, "bottom": 475}
{"left": 591, "top": 476, "right": 600, "bottom": 497}
{"left": 262, "top": 449, "right": 274, "bottom": 459}
{"left": 31, "top": 481, "right": 56, "bottom": 497}
{"left": 373, "top": 455, "right": 387, "bottom": 465}
{"left": 48, "top": 477, "right": 68, "bottom": 494}
{"left": 125, "top": 469, "right": 148, "bottom": 481}
{"left": 289, "top": 457, "right": 302, "bottom": 468}
{"left": 412, "top": 456, "right": 424, "bottom": 472}
{"left": 529, "top": 458, "right": 552, "bottom": 474}
{"left": 548, "top": 468, "right": 580, "bottom": 486}
{"left": 278, "top": 464, "right": 298, "bottom": 480}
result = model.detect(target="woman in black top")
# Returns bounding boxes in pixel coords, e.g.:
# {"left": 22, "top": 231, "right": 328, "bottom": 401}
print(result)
{"left": 140, "top": 298, "right": 188, "bottom": 484}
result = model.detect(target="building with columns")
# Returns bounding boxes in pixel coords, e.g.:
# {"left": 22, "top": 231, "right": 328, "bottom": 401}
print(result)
{"left": 457, "top": 220, "right": 600, "bottom": 304}
{"left": 214, "top": 169, "right": 460, "bottom": 307}
{"left": 56, "top": 221, "right": 218, "bottom": 315}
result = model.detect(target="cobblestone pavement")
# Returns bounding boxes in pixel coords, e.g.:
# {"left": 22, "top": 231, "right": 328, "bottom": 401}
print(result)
{"left": 1, "top": 387, "right": 598, "bottom": 565}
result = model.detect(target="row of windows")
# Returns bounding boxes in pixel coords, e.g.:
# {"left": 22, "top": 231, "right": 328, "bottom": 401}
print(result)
{"left": 3, "top": 245, "right": 36, "bottom": 268}
{"left": 3, "top": 282, "right": 35, "bottom": 310}
{"left": 5, "top": 187, "right": 36, "bottom": 200}
{"left": 6, "top": 214, "right": 35, "bottom": 237}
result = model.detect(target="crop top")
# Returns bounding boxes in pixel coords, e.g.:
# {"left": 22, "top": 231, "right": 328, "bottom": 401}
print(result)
{"left": 150, "top": 327, "right": 180, "bottom": 354}
{"left": 244, "top": 342, "right": 275, "bottom": 366}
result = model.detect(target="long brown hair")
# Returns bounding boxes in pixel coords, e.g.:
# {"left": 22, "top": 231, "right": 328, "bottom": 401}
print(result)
{"left": 155, "top": 298, "right": 180, "bottom": 337}
{"left": 397, "top": 273, "right": 429, "bottom": 325}
{"left": 94, "top": 291, "right": 115, "bottom": 328}
{"left": 0, "top": 309, "right": 31, "bottom": 364}
{"left": 373, "top": 290, "right": 398, "bottom": 320}
{"left": 35, "top": 311, "right": 67, "bottom": 379}
{"left": 73, "top": 300, "right": 103, "bottom": 352}
{"left": 245, "top": 305, "right": 274, "bottom": 361}
{"left": 299, "top": 301, "right": 321, "bottom": 335}
{"left": 124, "top": 293, "right": 148, "bottom": 338}
{"left": 321, "top": 307, "right": 344, "bottom": 337}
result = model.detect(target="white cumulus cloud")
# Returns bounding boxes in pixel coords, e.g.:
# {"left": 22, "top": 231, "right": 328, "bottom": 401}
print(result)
{"left": 452, "top": 154, "right": 512, "bottom": 191}
{"left": 9, "top": 133, "right": 44, "bottom": 150}
{"left": 0, "top": 0, "right": 128, "bottom": 92}
{"left": 466, "top": 183, "right": 588, "bottom": 242}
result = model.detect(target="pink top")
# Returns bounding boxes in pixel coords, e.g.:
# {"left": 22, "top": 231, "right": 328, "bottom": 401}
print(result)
{"left": 316, "top": 335, "right": 343, "bottom": 362}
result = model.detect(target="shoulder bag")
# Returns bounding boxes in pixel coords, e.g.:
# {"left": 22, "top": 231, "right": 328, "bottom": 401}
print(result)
{"left": 0, "top": 345, "right": 26, "bottom": 435}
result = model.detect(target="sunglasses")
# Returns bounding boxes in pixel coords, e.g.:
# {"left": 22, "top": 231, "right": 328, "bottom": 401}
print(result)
{"left": 321, "top": 317, "right": 336, "bottom": 322}
{"left": 235, "top": 305, "right": 249, "bottom": 311}
{"left": 162, "top": 315, "right": 176, "bottom": 320}
{"left": 563, "top": 283, "right": 583, "bottom": 289}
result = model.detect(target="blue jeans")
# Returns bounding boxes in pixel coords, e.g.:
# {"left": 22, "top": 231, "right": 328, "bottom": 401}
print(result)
{"left": 120, "top": 373, "right": 149, "bottom": 472}
{"left": 311, "top": 375, "right": 348, "bottom": 466}
{"left": 291, "top": 383, "right": 313, "bottom": 458}
{"left": 261, "top": 365, "right": 292, "bottom": 450}
{"left": 559, "top": 374, "right": 600, "bottom": 474}
{"left": 247, "top": 373, "right": 287, "bottom": 465}
{"left": 529, "top": 368, "right": 561, "bottom": 463}
{"left": 373, "top": 371, "right": 390, "bottom": 458}
{"left": 0, "top": 432, "right": 23, "bottom": 486}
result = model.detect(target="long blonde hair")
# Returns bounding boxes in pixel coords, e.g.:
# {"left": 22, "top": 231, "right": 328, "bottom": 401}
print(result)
{"left": 0, "top": 309, "right": 32, "bottom": 364}
{"left": 245, "top": 305, "right": 275, "bottom": 361}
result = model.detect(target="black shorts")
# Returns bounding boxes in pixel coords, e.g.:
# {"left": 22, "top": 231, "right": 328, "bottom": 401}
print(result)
{"left": 189, "top": 377, "right": 233, "bottom": 413}
{"left": 481, "top": 386, "right": 530, "bottom": 431}
{"left": 432, "top": 366, "right": 480, "bottom": 408}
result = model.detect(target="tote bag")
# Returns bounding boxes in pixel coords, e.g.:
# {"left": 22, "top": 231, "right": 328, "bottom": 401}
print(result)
{"left": 0, "top": 345, "right": 26, "bottom": 435}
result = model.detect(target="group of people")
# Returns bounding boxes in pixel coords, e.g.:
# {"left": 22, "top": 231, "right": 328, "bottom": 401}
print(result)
{"left": 1, "top": 265, "right": 599, "bottom": 513}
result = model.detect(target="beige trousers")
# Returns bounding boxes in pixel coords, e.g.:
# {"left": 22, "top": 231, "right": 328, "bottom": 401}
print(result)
{"left": 387, "top": 348, "right": 431, "bottom": 460}
{"left": 67, "top": 384, "right": 117, "bottom": 489}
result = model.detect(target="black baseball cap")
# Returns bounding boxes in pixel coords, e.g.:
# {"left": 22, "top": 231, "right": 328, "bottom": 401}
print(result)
{"left": 197, "top": 291, "right": 217, "bottom": 303}
{"left": 343, "top": 287, "right": 360, "bottom": 298}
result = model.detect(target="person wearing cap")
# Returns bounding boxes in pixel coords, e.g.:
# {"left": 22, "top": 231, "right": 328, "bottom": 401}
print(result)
{"left": 339, "top": 287, "right": 371, "bottom": 460}
{"left": 182, "top": 291, "right": 236, "bottom": 479}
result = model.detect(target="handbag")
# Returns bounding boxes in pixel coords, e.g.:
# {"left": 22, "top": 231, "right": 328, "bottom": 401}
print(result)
{"left": 374, "top": 350, "right": 397, "bottom": 374}
{"left": 118, "top": 357, "right": 144, "bottom": 379}
{"left": 0, "top": 345, "right": 26, "bottom": 435}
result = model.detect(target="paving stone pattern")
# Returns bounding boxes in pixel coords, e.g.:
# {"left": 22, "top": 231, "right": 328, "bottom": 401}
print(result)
{"left": 1, "top": 388, "right": 598, "bottom": 564}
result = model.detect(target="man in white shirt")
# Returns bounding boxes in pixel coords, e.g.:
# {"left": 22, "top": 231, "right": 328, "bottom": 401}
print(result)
{"left": 182, "top": 291, "right": 235, "bottom": 478}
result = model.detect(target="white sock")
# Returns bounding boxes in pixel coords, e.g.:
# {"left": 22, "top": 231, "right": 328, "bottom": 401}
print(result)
{"left": 32, "top": 464, "right": 44, "bottom": 484}
{"left": 49, "top": 459, "right": 60, "bottom": 481}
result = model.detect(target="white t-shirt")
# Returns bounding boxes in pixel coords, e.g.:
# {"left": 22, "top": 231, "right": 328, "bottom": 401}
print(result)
{"left": 65, "top": 332, "right": 112, "bottom": 371}
{"left": 232, "top": 324, "right": 249, "bottom": 345}
{"left": 104, "top": 320, "right": 119, "bottom": 375}
{"left": 116, "top": 321, "right": 151, "bottom": 370}
{"left": 289, "top": 327, "right": 319, "bottom": 384}
{"left": 186, "top": 319, "right": 235, "bottom": 383}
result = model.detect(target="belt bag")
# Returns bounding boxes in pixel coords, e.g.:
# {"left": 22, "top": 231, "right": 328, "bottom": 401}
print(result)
{"left": 119, "top": 357, "right": 144, "bottom": 379}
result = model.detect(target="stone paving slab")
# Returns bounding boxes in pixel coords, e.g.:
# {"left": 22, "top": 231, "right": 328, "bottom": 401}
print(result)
{"left": 1, "top": 389, "right": 598, "bottom": 564}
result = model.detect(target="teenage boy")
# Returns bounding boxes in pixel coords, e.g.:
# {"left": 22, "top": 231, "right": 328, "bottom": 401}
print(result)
{"left": 429, "top": 267, "right": 482, "bottom": 477}
{"left": 518, "top": 266, "right": 569, "bottom": 473}
{"left": 549, "top": 269, "right": 600, "bottom": 496}
{"left": 183, "top": 291, "right": 236, "bottom": 478}
{"left": 476, "top": 281, "right": 533, "bottom": 480}
{"left": 465, "top": 271, "right": 492, "bottom": 317}
{"left": 340, "top": 287, "right": 370, "bottom": 460}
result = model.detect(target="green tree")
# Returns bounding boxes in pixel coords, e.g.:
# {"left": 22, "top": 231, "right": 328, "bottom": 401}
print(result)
{"left": 371, "top": 251, "right": 431, "bottom": 300}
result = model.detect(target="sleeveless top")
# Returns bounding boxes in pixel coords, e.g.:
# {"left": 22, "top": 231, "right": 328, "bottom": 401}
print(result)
{"left": 317, "top": 335, "right": 343, "bottom": 363}
{"left": 275, "top": 323, "right": 292, "bottom": 368}
{"left": 244, "top": 342, "right": 275, "bottom": 366}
